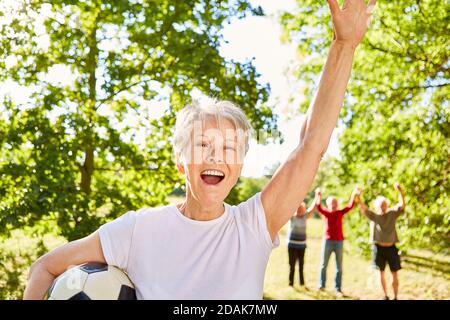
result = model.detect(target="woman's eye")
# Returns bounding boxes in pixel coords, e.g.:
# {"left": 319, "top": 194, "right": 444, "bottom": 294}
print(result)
{"left": 225, "top": 146, "right": 235, "bottom": 151}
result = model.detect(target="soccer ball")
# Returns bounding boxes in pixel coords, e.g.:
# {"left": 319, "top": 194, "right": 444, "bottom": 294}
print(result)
{"left": 45, "top": 262, "right": 137, "bottom": 300}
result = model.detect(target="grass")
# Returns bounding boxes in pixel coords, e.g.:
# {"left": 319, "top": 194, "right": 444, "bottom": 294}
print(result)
{"left": 263, "top": 218, "right": 450, "bottom": 300}
{"left": 166, "top": 196, "right": 450, "bottom": 300}
{"left": 2, "top": 197, "right": 448, "bottom": 300}
{"left": 0, "top": 226, "right": 66, "bottom": 299}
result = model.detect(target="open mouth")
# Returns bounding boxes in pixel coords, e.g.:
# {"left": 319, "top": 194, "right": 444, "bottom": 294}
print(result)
{"left": 200, "top": 169, "right": 225, "bottom": 185}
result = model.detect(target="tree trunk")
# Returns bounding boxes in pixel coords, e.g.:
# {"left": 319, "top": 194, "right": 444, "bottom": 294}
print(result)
{"left": 80, "top": 15, "right": 99, "bottom": 194}
{"left": 80, "top": 145, "right": 94, "bottom": 194}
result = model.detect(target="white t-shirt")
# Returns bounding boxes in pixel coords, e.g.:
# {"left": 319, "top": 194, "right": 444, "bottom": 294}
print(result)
{"left": 98, "top": 192, "right": 279, "bottom": 299}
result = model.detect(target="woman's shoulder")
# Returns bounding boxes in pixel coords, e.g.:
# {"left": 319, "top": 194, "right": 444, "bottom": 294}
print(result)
{"left": 140, "top": 203, "right": 175, "bottom": 214}
{"left": 125, "top": 203, "right": 176, "bottom": 222}
{"left": 229, "top": 192, "right": 262, "bottom": 213}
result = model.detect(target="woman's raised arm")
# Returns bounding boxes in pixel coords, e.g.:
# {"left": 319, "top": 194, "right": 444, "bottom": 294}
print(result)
{"left": 262, "top": 0, "right": 377, "bottom": 240}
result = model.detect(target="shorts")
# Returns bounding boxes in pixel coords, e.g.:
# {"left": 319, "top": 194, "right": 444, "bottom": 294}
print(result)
{"left": 372, "top": 244, "right": 401, "bottom": 272}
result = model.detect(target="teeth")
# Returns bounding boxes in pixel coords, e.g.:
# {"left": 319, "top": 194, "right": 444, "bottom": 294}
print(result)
{"left": 201, "top": 170, "right": 225, "bottom": 177}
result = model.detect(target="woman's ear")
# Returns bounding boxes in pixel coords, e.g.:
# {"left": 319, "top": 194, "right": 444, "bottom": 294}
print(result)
{"left": 237, "top": 165, "right": 243, "bottom": 177}
{"left": 175, "top": 153, "right": 185, "bottom": 175}
{"left": 176, "top": 162, "right": 185, "bottom": 175}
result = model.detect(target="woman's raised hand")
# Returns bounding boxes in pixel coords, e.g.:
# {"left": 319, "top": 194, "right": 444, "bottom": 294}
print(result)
{"left": 327, "top": 0, "right": 377, "bottom": 48}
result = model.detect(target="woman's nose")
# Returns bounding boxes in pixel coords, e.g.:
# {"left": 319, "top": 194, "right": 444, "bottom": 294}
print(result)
{"left": 205, "top": 147, "right": 224, "bottom": 164}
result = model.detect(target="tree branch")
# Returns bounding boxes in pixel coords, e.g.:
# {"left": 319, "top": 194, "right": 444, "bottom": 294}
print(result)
{"left": 94, "top": 166, "right": 158, "bottom": 172}
{"left": 95, "top": 78, "right": 153, "bottom": 110}
{"left": 354, "top": 77, "right": 449, "bottom": 91}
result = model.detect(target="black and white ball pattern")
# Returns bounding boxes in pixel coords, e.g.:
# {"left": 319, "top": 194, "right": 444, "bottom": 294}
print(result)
{"left": 45, "top": 262, "right": 136, "bottom": 300}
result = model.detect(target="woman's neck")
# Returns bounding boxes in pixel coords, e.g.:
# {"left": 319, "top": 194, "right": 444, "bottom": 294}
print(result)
{"left": 177, "top": 191, "right": 225, "bottom": 221}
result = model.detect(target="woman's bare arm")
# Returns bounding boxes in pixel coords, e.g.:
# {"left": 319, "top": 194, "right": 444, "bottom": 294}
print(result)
{"left": 23, "top": 231, "right": 105, "bottom": 300}
{"left": 394, "top": 182, "right": 406, "bottom": 211}
{"left": 306, "top": 193, "right": 319, "bottom": 218}
{"left": 262, "top": 0, "right": 377, "bottom": 240}
{"left": 306, "top": 202, "right": 316, "bottom": 219}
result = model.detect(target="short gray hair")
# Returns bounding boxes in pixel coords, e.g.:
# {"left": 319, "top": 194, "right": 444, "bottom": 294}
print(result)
{"left": 326, "top": 197, "right": 338, "bottom": 207}
{"left": 374, "top": 196, "right": 389, "bottom": 208}
{"left": 173, "top": 98, "right": 252, "bottom": 162}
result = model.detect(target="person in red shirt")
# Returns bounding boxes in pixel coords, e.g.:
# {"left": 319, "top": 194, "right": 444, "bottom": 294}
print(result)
{"left": 315, "top": 187, "right": 361, "bottom": 296}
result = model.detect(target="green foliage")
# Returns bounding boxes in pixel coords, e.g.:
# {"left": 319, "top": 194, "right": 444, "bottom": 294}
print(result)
{"left": 0, "top": 220, "right": 66, "bottom": 299}
{"left": 281, "top": 0, "right": 449, "bottom": 254}
{"left": 262, "top": 161, "right": 280, "bottom": 178}
{"left": 225, "top": 176, "right": 269, "bottom": 205}
{"left": 0, "top": 0, "right": 278, "bottom": 241}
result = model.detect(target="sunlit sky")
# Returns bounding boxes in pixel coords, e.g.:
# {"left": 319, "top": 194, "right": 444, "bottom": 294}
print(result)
{"left": 223, "top": 0, "right": 340, "bottom": 176}
{"left": 0, "top": 0, "right": 340, "bottom": 177}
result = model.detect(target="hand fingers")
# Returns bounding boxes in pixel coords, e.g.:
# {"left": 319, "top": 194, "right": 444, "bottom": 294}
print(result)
{"left": 326, "top": 0, "right": 340, "bottom": 15}
{"left": 343, "top": 0, "right": 376, "bottom": 12}
{"left": 367, "top": 0, "right": 376, "bottom": 14}
{"left": 342, "top": 0, "right": 359, "bottom": 10}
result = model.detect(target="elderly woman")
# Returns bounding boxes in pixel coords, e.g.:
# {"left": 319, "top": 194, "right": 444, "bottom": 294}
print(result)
{"left": 24, "top": 0, "right": 376, "bottom": 299}
{"left": 359, "top": 183, "right": 406, "bottom": 300}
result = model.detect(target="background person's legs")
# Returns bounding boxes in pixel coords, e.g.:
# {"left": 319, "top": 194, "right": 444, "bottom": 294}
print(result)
{"left": 288, "top": 248, "right": 297, "bottom": 286}
{"left": 373, "top": 244, "right": 389, "bottom": 298}
{"left": 392, "top": 271, "right": 399, "bottom": 299}
{"left": 387, "top": 245, "right": 401, "bottom": 299}
{"left": 379, "top": 271, "right": 388, "bottom": 299}
{"left": 334, "top": 241, "right": 344, "bottom": 292}
{"left": 319, "top": 240, "right": 332, "bottom": 289}
{"left": 298, "top": 248, "right": 305, "bottom": 286}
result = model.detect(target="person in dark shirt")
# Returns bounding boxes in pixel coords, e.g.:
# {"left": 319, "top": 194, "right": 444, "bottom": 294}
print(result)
{"left": 359, "top": 183, "right": 406, "bottom": 300}
{"left": 287, "top": 198, "right": 317, "bottom": 288}
{"left": 315, "top": 187, "right": 361, "bottom": 296}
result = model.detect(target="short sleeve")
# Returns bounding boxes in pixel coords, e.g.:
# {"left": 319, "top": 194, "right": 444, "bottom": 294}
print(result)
{"left": 363, "top": 209, "right": 379, "bottom": 222}
{"left": 392, "top": 207, "right": 404, "bottom": 218}
{"left": 98, "top": 211, "right": 137, "bottom": 271}
{"left": 236, "top": 192, "right": 280, "bottom": 251}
